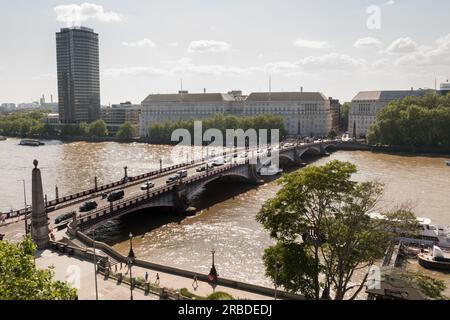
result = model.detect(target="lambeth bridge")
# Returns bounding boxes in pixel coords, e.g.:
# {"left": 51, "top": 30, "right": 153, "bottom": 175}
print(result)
{"left": 68, "top": 141, "right": 338, "bottom": 233}
{"left": 6, "top": 141, "right": 340, "bottom": 235}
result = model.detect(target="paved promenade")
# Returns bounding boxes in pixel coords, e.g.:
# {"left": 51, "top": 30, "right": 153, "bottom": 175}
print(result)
{"left": 36, "top": 250, "right": 157, "bottom": 300}
{"left": 36, "top": 250, "right": 274, "bottom": 300}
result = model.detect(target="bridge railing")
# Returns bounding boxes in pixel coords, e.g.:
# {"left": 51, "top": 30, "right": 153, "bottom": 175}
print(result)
{"left": 76, "top": 162, "right": 245, "bottom": 229}
{"left": 7, "top": 142, "right": 327, "bottom": 219}
{"left": 6, "top": 146, "right": 257, "bottom": 219}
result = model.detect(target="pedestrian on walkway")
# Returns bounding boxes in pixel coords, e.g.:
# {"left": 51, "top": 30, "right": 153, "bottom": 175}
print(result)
{"left": 155, "top": 273, "right": 160, "bottom": 285}
{"left": 192, "top": 274, "right": 199, "bottom": 291}
{"left": 145, "top": 272, "right": 149, "bottom": 282}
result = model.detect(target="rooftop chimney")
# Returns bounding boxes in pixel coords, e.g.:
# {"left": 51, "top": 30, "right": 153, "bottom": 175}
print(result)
{"left": 300, "top": 86, "right": 303, "bottom": 93}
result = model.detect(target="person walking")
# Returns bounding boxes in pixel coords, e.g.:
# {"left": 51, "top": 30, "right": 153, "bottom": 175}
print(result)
{"left": 155, "top": 273, "right": 160, "bottom": 285}
{"left": 192, "top": 274, "right": 199, "bottom": 291}
{"left": 145, "top": 272, "right": 149, "bottom": 282}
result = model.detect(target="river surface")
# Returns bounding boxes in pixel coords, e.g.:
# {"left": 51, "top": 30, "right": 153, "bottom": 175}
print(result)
{"left": 1, "top": 138, "right": 449, "bottom": 291}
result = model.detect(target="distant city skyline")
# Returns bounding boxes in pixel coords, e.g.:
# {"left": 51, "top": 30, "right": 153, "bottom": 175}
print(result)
{"left": 1, "top": 0, "right": 450, "bottom": 104}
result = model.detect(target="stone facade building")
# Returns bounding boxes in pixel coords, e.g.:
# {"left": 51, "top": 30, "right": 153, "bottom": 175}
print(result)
{"left": 349, "top": 90, "right": 432, "bottom": 138}
{"left": 101, "top": 102, "right": 140, "bottom": 135}
{"left": 140, "top": 91, "right": 332, "bottom": 138}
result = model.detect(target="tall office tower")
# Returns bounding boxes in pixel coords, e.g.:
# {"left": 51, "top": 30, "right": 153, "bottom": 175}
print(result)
{"left": 56, "top": 26, "right": 100, "bottom": 123}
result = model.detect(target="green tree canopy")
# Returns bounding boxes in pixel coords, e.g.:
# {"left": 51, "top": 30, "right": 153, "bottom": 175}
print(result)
{"left": 148, "top": 113, "right": 286, "bottom": 145}
{"left": 117, "top": 122, "right": 136, "bottom": 140}
{"left": 0, "top": 236, "right": 77, "bottom": 300}
{"left": 257, "top": 160, "right": 418, "bottom": 300}
{"left": 367, "top": 92, "right": 450, "bottom": 149}
{"left": 340, "top": 102, "right": 351, "bottom": 132}
{"left": 88, "top": 119, "right": 108, "bottom": 137}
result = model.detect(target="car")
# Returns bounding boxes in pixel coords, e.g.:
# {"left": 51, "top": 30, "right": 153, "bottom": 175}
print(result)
{"left": 107, "top": 190, "right": 125, "bottom": 202}
{"left": 101, "top": 192, "right": 108, "bottom": 199}
{"left": 176, "top": 170, "right": 188, "bottom": 178}
{"left": 240, "top": 153, "right": 248, "bottom": 158}
{"left": 212, "top": 158, "right": 225, "bottom": 167}
{"left": 54, "top": 211, "right": 75, "bottom": 224}
{"left": 79, "top": 201, "right": 98, "bottom": 212}
{"left": 196, "top": 165, "right": 208, "bottom": 172}
{"left": 140, "top": 181, "right": 155, "bottom": 191}
{"left": 166, "top": 175, "right": 179, "bottom": 184}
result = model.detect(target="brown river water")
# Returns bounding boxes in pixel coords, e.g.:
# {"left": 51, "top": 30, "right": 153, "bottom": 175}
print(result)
{"left": 0, "top": 138, "right": 449, "bottom": 291}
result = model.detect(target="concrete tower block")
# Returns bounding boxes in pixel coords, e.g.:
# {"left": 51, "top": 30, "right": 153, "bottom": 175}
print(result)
{"left": 31, "top": 160, "right": 49, "bottom": 250}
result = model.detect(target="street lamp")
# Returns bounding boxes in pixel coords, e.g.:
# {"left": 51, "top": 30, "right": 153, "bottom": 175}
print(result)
{"left": 92, "top": 230, "right": 99, "bottom": 300}
{"left": 17, "top": 179, "right": 28, "bottom": 235}
{"left": 127, "top": 232, "right": 136, "bottom": 301}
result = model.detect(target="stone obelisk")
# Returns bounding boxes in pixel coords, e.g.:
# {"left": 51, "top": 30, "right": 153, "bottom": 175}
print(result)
{"left": 31, "top": 160, "right": 49, "bottom": 250}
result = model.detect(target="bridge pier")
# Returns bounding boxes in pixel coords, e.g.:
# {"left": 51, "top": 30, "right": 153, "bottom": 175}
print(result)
{"left": 173, "top": 183, "right": 195, "bottom": 216}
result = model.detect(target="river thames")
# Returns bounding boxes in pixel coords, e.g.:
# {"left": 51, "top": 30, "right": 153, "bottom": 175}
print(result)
{"left": 1, "top": 138, "right": 449, "bottom": 290}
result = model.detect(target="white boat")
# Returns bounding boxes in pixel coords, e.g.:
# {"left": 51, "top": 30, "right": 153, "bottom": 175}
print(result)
{"left": 445, "top": 160, "right": 450, "bottom": 166}
{"left": 0, "top": 136, "right": 6, "bottom": 141}
{"left": 19, "top": 139, "right": 44, "bottom": 146}
{"left": 370, "top": 212, "right": 450, "bottom": 249}
{"left": 258, "top": 165, "right": 283, "bottom": 176}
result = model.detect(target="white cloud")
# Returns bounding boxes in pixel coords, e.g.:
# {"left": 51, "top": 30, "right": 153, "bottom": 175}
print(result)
{"left": 293, "top": 38, "right": 332, "bottom": 49}
{"left": 297, "top": 53, "right": 366, "bottom": 70}
{"left": 354, "top": 37, "right": 383, "bottom": 48}
{"left": 103, "top": 67, "right": 170, "bottom": 77}
{"left": 169, "top": 58, "right": 256, "bottom": 76}
{"left": 383, "top": 0, "right": 395, "bottom": 6}
{"left": 169, "top": 42, "right": 179, "bottom": 47}
{"left": 54, "top": 2, "right": 123, "bottom": 26}
{"left": 263, "top": 61, "right": 298, "bottom": 74}
{"left": 394, "top": 34, "right": 450, "bottom": 66}
{"left": 122, "top": 38, "right": 156, "bottom": 48}
{"left": 386, "top": 37, "right": 418, "bottom": 54}
{"left": 187, "top": 40, "right": 231, "bottom": 53}
{"left": 104, "top": 58, "right": 258, "bottom": 78}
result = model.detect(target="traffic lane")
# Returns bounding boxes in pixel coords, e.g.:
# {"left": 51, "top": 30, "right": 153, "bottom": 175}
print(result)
{"left": 1, "top": 146, "right": 272, "bottom": 237}
{"left": 46, "top": 161, "right": 210, "bottom": 225}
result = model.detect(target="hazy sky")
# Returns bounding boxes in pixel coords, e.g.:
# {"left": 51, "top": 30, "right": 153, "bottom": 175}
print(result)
{"left": 0, "top": 0, "right": 450, "bottom": 104}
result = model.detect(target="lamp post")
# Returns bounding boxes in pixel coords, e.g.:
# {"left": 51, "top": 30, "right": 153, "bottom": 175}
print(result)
{"left": 92, "top": 230, "right": 99, "bottom": 300}
{"left": 159, "top": 158, "right": 163, "bottom": 173}
{"left": 123, "top": 166, "right": 128, "bottom": 182}
{"left": 18, "top": 179, "right": 28, "bottom": 235}
{"left": 127, "top": 232, "right": 136, "bottom": 301}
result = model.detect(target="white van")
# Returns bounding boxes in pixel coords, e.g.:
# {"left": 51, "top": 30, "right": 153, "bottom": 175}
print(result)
{"left": 177, "top": 170, "right": 188, "bottom": 178}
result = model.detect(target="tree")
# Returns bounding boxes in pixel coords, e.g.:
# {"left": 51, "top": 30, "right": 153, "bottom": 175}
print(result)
{"left": 88, "top": 119, "right": 108, "bottom": 137}
{"left": 60, "top": 123, "right": 88, "bottom": 136}
{"left": 340, "top": 102, "right": 351, "bottom": 132}
{"left": 402, "top": 271, "right": 447, "bottom": 300}
{"left": 257, "top": 160, "right": 417, "bottom": 300}
{"left": 117, "top": 122, "right": 136, "bottom": 140}
{"left": 0, "top": 236, "right": 77, "bottom": 300}
{"left": 368, "top": 92, "right": 450, "bottom": 149}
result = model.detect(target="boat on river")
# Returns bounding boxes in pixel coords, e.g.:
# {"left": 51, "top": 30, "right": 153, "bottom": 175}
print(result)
{"left": 418, "top": 246, "right": 450, "bottom": 271}
{"left": 19, "top": 139, "right": 45, "bottom": 146}
{"left": 446, "top": 160, "right": 450, "bottom": 166}
{"left": 0, "top": 136, "right": 6, "bottom": 141}
{"left": 370, "top": 213, "right": 450, "bottom": 249}
{"left": 258, "top": 165, "right": 283, "bottom": 176}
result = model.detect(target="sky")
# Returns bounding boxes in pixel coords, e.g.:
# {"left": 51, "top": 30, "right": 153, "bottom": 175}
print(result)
{"left": 0, "top": 0, "right": 450, "bottom": 104}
